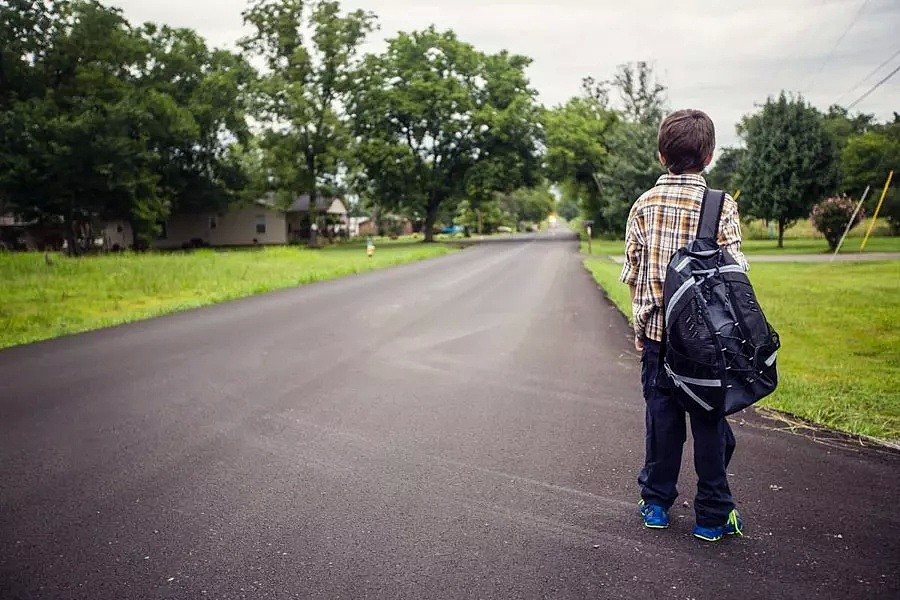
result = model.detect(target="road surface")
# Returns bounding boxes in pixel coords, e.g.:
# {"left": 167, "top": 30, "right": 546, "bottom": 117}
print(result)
{"left": 1, "top": 234, "right": 897, "bottom": 599}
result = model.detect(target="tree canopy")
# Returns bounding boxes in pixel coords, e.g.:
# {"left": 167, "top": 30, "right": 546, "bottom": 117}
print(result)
{"left": 738, "top": 93, "right": 839, "bottom": 247}
{"left": 544, "top": 63, "right": 666, "bottom": 237}
{"left": 240, "top": 0, "right": 376, "bottom": 245}
{"left": 0, "top": 0, "right": 252, "bottom": 252}
{"left": 350, "top": 27, "right": 542, "bottom": 241}
{"left": 0, "top": 1, "right": 895, "bottom": 251}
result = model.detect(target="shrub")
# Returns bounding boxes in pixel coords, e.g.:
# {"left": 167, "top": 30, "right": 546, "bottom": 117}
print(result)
{"left": 810, "top": 195, "right": 864, "bottom": 250}
{"left": 880, "top": 189, "right": 900, "bottom": 235}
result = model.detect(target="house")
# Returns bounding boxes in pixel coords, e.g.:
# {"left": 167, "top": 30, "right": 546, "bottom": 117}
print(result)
{"left": 349, "top": 217, "right": 374, "bottom": 237}
{"left": 153, "top": 195, "right": 348, "bottom": 249}
{"left": 347, "top": 214, "right": 416, "bottom": 238}
{"left": 0, "top": 212, "right": 32, "bottom": 250}
{"left": 0, "top": 194, "right": 349, "bottom": 251}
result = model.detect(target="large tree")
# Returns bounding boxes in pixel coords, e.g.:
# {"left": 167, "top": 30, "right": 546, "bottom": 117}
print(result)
{"left": 135, "top": 24, "right": 255, "bottom": 219}
{"left": 706, "top": 146, "right": 746, "bottom": 194}
{"left": 738, "top": 92, "right": 839, "bottom": 247}
{"left": 544, "top": 62, "right": 667, "bottom": 236}
{"left": 543, "top": 83, "right": 618, "bottom": 230}
{"left": 0, "top": 0, "right": 161, "bottom": 253}
{"left": 351, "top": 27, "right": 542, "bottom": 242}
{"left": 0, "top": 0, "right": 253, "bottom": 251}
{"left": 240, "top": 0, "right": 376, "bottom": 246}
{"left": 840, "top": 116, "right": 900, "bottom": 233}
{"left": 840, "top": 117, "right": 899, "bottom": 195}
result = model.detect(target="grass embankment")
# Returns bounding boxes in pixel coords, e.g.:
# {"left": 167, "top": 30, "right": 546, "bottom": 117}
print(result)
{"left": 0, "top": 239, "right": 454, "bottom": 350}
{"left": 583, "top": 253, "right": 900, "bottom": 443}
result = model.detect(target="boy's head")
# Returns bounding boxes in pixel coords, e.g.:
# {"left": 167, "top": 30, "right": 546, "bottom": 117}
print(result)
{"left": 657, "top": 109, "right": 715, "bottom": 175}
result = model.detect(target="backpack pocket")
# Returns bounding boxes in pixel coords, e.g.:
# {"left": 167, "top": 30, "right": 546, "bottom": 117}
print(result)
{"left": 663, "top": 343, "right": 725, "bottom": 419}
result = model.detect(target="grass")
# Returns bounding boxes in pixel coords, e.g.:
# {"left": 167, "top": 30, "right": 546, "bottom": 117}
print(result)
{"left": 576, "top": 216, "right": 900, "bottom": 257}
{"left": 0, "top": 238, "right": 455, "bottom": 350}
{"left": 582, "top": 253, "right": 900, "bottom": 442}
{"left": 580, "top": 233, "right": 900, "bottom": 258}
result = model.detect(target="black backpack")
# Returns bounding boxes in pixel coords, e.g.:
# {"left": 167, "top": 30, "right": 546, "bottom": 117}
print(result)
{"left": 659, "top": 188, "right": 780, "bottom": 420}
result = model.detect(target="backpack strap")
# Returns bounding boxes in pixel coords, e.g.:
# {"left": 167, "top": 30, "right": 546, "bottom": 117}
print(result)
{"left": 697, "top": 188, "right": 726, "bottom": 240}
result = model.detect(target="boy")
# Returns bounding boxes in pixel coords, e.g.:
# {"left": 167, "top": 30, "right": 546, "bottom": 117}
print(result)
{"left": 620, "top": 109, "right": 749, "bottom": 542}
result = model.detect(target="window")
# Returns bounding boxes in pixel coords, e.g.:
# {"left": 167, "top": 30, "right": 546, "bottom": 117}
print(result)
{"left": 255, "top": 215, "right": 266, "bottom": 234}
{"left": 209, "top": 216, "right": 218, "bottom": 230}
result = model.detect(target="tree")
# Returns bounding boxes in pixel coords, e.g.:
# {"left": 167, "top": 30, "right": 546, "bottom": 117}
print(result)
{"left": 240, "top": 0, "right": 376, "bottom": 246}
{"left": 840, "top": 119, "right": 899, "bottom": 195}
{"left": 543, "top": 84, "right": 618, "bottom": 231}
{"left": 705, "top": 146, "right": 745, "bottom": 194}
{"left": 822, "top": 105, "right": 874, "bottom": 154}
{"left": 595, "top": 62, "right": 668, "bottom": 236}
{"left": 0, "top": 0, "right": 164, "bottom": 253}
{"left": 589, "top": 119, "right": 662, "bottom": 237}
{"left": 555, "top": 188, "right": 579, "bottom": 222}
{"left": 494, "top": 185, "right": 555, "bottom": 231}
{"left": 840, "top": 117, "right": 900, "bottom": 234}
{"left": 135, "top": 24, "right": 255, "bottom": 220}
{"left": 0, "top": 1, "right": 253, "bottom": 251}
{"left": 544, "top": 63, "right": 668, "bottom": 237}
{"left": 610, "top": 61, "right": 666, "bottom": 126}
{"left": 738, "top": 93, "right": 839, "bottom": 247}
{"left": 351, "top": 27, "right": 542, "bottom": 242}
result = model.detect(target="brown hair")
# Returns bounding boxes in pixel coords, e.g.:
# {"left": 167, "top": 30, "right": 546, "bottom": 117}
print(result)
{"left": 658, "top": 109, "right": 715, "bottom": 174}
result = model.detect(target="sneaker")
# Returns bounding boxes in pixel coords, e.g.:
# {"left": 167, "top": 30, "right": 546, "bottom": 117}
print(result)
{"left": 692, "top": 509, "right": 744, "bottom": 542}
{"left": 638, "top": 499, "right": 670, "bottom": 529}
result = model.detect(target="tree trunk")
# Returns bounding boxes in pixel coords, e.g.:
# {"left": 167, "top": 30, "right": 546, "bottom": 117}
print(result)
{"left": 423, "top": 204, "right": 438, "bottom": 243}
{"left": 777, "top": 218, "right": 786, "bottom": 248}
{"left": 64, "top": 211, "right": 78, "bottom": 257}
{"left": 307, "top": 152, "right": 318, "bottom": 248}
{"left": 308, "top": 188, "right": 319, "bottom": 248}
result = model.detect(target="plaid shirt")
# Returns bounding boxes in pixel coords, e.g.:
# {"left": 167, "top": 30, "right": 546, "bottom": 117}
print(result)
{"left": 620, "top": 174, "right": 748, "bottom": 342}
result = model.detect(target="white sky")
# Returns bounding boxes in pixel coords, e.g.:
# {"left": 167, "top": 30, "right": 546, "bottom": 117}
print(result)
{"left": 103, "top": 0, "right": 899, "bottom": 154}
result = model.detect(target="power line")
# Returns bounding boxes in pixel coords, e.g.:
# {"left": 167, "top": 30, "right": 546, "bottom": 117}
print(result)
{"left": 846, "top": 63, "right": 900, "bottom": 109}
{"left": 803, "top": 0, "right": 871, "bottom": 92}
{"left": 836, "top": 47, "right": 900, "bottom": 103}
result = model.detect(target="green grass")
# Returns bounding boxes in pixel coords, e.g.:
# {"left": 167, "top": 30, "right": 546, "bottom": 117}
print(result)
{"left": 581, "top": 234, "right": 900, "bottom": 258}
{"left": 0, "top": 239, "right": 455, "bottom": 350}
{"left": 582, "top": 254, "right": 900, "bottom": 442}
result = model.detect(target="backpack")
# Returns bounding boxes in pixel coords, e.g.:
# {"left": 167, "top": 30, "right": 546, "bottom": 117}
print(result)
{"left": 659, "top": 188, "right": 780, "bottom": 420}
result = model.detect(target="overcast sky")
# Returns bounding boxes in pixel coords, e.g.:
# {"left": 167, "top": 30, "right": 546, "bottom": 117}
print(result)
{"left": 103, "top": 0, "right": 899, "bottom": 154}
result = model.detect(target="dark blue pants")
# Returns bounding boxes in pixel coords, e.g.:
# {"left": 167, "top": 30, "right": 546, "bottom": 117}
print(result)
{"left": 638, "top": 340, "right": 736, "bottom": 528}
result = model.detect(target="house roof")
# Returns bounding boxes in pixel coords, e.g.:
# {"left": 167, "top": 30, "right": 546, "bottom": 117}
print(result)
{"left": 255, "top": 194, "right": 346, "bottom": 214}
{"left": 287, "top": 195, "right": 347, "bottom": 214}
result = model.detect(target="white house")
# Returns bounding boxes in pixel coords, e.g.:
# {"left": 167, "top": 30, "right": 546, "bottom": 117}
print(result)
{"left": 153, "top": 195, "right": 347, "bottom": 249}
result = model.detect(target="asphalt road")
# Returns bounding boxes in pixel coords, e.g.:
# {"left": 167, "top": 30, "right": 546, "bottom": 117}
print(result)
{"left": 1, "top": 233, "right": 897, "bottom": 600}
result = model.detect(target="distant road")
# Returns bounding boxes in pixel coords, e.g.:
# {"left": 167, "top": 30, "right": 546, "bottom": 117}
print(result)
{"left": 1, "top": 233, "right": 897, "bottom": 599}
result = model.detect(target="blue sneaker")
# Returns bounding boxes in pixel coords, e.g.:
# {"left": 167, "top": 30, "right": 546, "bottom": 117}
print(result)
{"left": 638, "top": 499, "right": 670, "bottom": 529}
{"left": 692, "top": 509, "right": 744, "bottom": 542}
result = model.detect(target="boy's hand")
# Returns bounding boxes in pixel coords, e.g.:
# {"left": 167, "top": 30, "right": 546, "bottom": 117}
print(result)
{"left": 634, "top": 336, "right": 644, "bottom": 353}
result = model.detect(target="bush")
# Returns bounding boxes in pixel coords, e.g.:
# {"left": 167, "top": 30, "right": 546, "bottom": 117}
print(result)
{"left": 810, "top": 196, "right": 864, "bottom": 250}
{"left": 880, "top": 189, "right": 899, "bottom": 235}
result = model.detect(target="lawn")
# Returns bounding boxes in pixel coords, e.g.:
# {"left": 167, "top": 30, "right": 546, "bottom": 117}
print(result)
{"left": 580, "top": 234, "right": 900, "bottom": 258}
{"left": 576, "top": 215, "right": 900, "bottom": 257}
{"left": 583, "top": 254, "right": 900, "bottom": 443}
{"left": 0, "top": 238, "right": 455, "bottom": 350}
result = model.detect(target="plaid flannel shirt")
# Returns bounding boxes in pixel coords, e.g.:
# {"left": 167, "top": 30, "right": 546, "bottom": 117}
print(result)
{"left": 620, "top": 174, "right": 748, "bottom": 343}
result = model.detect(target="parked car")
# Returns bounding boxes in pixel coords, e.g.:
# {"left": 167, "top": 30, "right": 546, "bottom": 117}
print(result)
{"left": 440, "top": 225, "right": 464, "bottom": 235}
